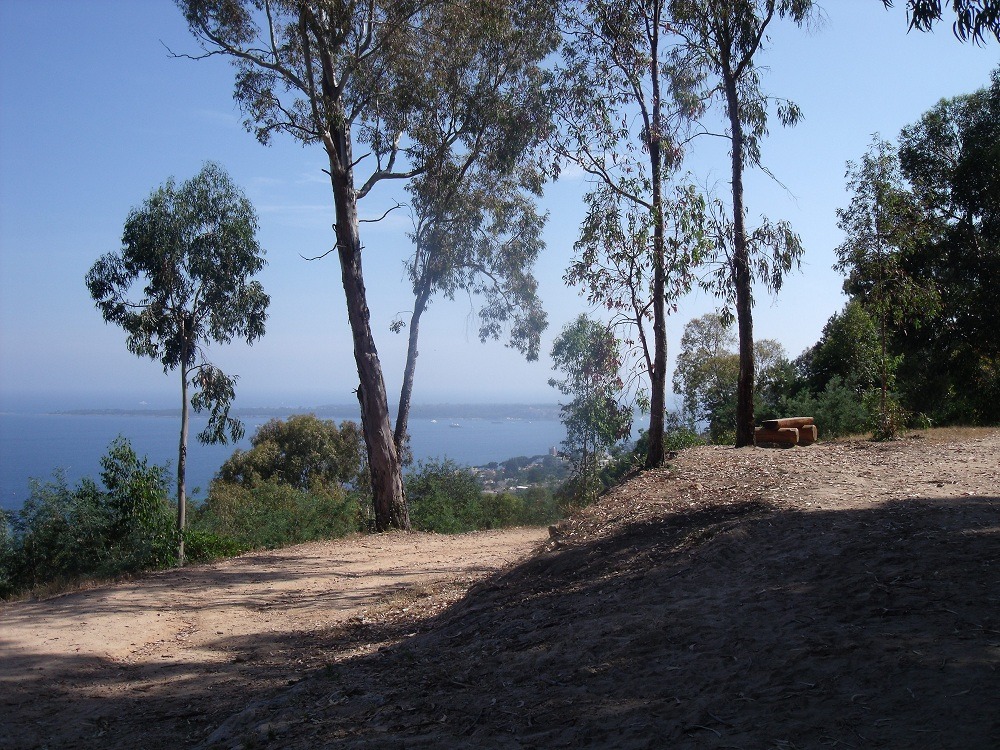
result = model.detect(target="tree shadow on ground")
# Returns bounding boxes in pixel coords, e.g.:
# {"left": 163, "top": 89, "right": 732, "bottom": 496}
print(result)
{"left": 4, "top": 495, "right": 998, "bottom": 750}
{"left": 199, "top": 495, "right": 999, "bottom": 750}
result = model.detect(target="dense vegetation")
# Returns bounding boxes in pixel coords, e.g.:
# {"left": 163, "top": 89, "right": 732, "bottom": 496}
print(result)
{"left": 667, "top": 72, "right": 1000, "bottom": 441}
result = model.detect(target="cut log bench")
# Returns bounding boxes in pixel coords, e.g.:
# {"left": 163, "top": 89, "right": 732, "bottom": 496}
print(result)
{"left": 755, "top": 417, "right": 818, "bottom": 447}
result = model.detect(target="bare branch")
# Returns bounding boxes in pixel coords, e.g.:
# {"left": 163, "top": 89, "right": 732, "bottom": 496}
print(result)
{"left": 301, "top": 246, "right": 340, "bottom": 261}
{"left": 360, "top": 202, "right": 405, "bottom": 223}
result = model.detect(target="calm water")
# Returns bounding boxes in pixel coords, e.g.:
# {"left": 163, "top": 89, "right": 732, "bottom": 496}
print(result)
{"left": 0, "top": 410, "right": 567, "bottom": 512}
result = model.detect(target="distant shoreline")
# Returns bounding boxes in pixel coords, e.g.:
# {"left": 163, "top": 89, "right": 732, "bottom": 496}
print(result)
{"left": 53, "top": 403, "right": 564, "bottom": 421}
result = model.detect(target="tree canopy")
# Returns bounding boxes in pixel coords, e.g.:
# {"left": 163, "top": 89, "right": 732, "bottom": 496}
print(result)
{"left": 553, "top": 0, "right": 711, "bottom": 468}
{"left": 179, "top": 0, "right": 558, "bottom": 530}
{"left": 217, "top": 414, "right": 365, "bottom": 493}
{"left": 549, "top": 315, "right": 633, "bottom": 504}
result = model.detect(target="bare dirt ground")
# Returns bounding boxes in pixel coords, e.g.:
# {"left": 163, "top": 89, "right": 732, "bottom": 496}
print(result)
{"left": 1, "top": 528, "right": 547, "bottom": 749}
{"left": 3, "top": 429, "right": 999, "bottom": 749}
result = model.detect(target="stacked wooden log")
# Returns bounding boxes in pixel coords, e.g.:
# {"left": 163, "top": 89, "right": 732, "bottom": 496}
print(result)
{"left": 755, "top": 417, "right": 818, "bottom": 447}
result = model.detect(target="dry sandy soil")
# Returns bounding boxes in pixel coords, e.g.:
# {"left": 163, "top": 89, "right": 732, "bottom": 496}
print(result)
{"left": 2, "top": 430, "right": 998, "bottom": 749}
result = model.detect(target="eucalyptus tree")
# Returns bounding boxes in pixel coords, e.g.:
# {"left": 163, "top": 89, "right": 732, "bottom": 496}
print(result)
{"left": 882, "top": 0, "right": 1000, "bottom": 42}
{"left": 548, "top": 315, "right": 633, "bottom": 504}
{"left": 85, "top": 163, "right": 269, "bottom": 564}
{"left": 673, "top": 312, "right": 789, "bottom": 441}
{"left": 669, "top": 0, "right": 812, "bottom": 447}
{"left": 178, "top": 0, "right": 558, "bottom": 531}
{"left": 554, "top": 0, "right": 709, "bottom": 469}
{"left": 394, "top": 162, "right": 548, "bottom": 457}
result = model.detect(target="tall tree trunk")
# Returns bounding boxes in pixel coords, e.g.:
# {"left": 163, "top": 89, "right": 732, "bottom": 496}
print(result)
{"left": 177, "top": 361, "right": 189, "bottom": 566}
{"left": 645, "top": 12, "right": 667, "bottom": 469}
{"left": 326, "top": 125, "right": 409, "bottom": 532}
{"left": 394, "top": 278, "right": 433, "bottom": 457}
{"left": 724, "top": 69, "right": 756, "bottom": 448}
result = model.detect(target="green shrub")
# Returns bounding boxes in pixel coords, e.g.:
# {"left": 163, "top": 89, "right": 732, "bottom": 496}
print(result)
{"left": 2, "top": 438, "right": 175, "bottom": 597}
{"left": 405, "top": 459, "right": 485, "bottom": 533}
{"left": 512, "top": 486, "right": 562, "bottom": 525}
{"left": 182, "top": 527, "right": 248, "bottom": 562}
{"left": 195, "top": 478, "right": 361, "bottom": 550}
{"left": 780, "top": 376, "right": 870, "bottom": 439}
{"left": 0, "top": 513, "right": 17, "bottom": 599}
{"left": 98, "top": 438, "right": 176, "bottom": 571}
{"left": 665, "top": 427, "right": 707, "bottom": 453}
{"left": 864, "top": 389, "right": 909, "bottom": 441}
{"left": 479, "top": 492, "right": 526, "bottom": 529}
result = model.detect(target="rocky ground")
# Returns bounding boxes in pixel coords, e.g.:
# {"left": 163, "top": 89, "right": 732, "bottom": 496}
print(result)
{"left": 3, "top": 429, "right": 998, "bottom": 749}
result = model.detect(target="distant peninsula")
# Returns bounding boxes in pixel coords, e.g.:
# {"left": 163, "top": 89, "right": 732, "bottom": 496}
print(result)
{"left": 56, "top": 403, "right": 563, "bottom": 421}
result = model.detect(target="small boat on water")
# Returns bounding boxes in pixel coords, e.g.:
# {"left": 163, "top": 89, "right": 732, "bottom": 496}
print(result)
{"left": 450, "top": 423, "right": 461, "bottom": 428}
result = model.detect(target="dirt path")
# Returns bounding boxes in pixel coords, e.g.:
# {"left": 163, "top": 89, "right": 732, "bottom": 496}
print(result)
{"left": 3, "top": 431, "right": 998, "bottom": 750}
{"left": 1, "top": 527, "right": 547, "bottom": 749}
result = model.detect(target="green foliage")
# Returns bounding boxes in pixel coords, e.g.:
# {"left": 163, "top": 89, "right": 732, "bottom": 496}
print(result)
{"left": 673, "top": 314, "right": 789, "bottom": 443}
{"left": 86, "top": 162, "right": 270, "bottom": 558}
{"left": 406, "top": 459, "right": 486, "bottom": 534}
{"left": 671, "top": 0, "right": 814, "bottom": 446}
{"left": 401, "top": 135, "right": 549, "bottom": 364}
{"left": 182, "top": 528, "right": 247, "bottom": 563}
{"left": 0, "top": 513, "right": 19, "bottom": 599}
{"left": 554, "top": 0, "right": 710, "bottom": 466}
{"left": 510, "top": 486, "right": 563, "bottom": 526}
{"left": 181, "top": 0, "right": 561, "bottom": 532}
{"left": 778, "top": 376, "right": 871, "bottom": 439}
{"left": 804, "top": 300, "right": 881, "bottom": 396}
{"left": 863, "top": 390, "right": 910, "bottom": 442}
{"left": 218, "top": 415, "right": 366, "bottom": 493}
{"left": 891, "top": 71, "right": 1000, "bottom": 424}
{"left": 98, "top": 438, "right": 177, "bottom": 570}
{"left": 199, "top": 415, "right": 369, "bottom": 550}
{"left": 85, "top": 162, "right": 268, "bottom": 444}
{"left": 2, "top": 439, "right": 175, "bottom": 598}
{"left": 402, "top": 460, "right": 561, "bottom": 533}
{"left": 549, "top": 316, "right": 633, "bottom": 504}
{"left": 883, "top": 0, "right": 1000, "bottom": 43}
{"left": 193, "top": 479, "right": 362, "bottom": 551}
{"left": 836, "top": 135, "right": 939, "bottom": 439}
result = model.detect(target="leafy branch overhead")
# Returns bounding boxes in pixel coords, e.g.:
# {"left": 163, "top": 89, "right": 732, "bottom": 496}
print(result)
{"left": 882, "top": 0, "right": 1000, "bottom": 43}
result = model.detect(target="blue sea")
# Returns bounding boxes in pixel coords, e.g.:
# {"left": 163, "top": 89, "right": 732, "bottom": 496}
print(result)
{"left": 0, "top": 408, "right": 568, "bottom": 512}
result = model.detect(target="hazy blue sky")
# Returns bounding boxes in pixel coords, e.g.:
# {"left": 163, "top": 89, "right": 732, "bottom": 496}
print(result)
{"left": 0, "top": 1, "right": 995, "bottom": 411}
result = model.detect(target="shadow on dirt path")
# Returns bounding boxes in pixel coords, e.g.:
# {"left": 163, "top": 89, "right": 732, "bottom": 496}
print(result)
{"left": 200, "top": 494, "right": 999, "bottom": 750}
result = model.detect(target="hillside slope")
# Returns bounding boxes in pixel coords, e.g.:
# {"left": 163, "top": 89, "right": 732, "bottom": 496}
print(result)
{"left": 201, "top": 432, "right": 1000, "bottom": 750}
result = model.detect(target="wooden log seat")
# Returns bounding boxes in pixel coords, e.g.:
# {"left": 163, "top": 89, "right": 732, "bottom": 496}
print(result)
{"left": 797, "top": 424, "right": 818, "bottom": 445}
{"left": 754, "top": 427, "right": 800, "bottom": 446}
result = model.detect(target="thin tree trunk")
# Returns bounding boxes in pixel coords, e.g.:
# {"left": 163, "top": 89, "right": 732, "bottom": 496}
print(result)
{"left": 724, "top": 69, "right": 756, "bottom": 448}
{"left": 880, "top": 312, "right": 888, "bottom": 435}
{"left": 177, "top": 361, "right": 188, "bottom": 566}
{"left": 394, "top": 279, "right": 432, "bottom": 456}
{"left": 645, "top": 10, "right": 667, "bottom": 469}
{"left": 326, "top": 124, "right": 409, "bottom": 532}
